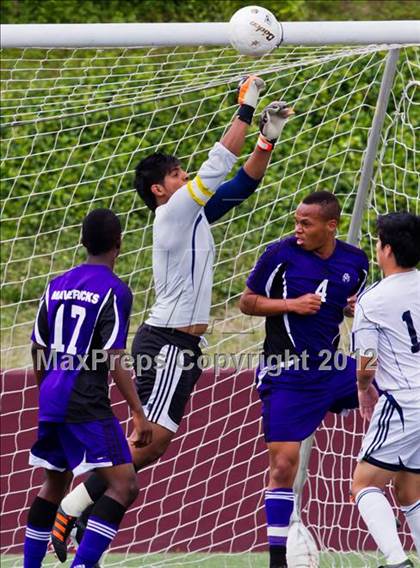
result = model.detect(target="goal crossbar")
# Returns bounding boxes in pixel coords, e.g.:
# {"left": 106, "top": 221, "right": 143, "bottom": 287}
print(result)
{"left": 1, "top": 21, "right": 419, "bottom": 48}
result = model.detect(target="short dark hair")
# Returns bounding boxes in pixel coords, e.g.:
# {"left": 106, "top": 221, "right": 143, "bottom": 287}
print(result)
{"left": 302, "top": 191, "right": 341, "bottom": 222}
{"left": 82, "top": 208, "right": 121, "bottom": 255}
{"left": 134, "top": 153, "right": 180, "bottom": 211}
{"left": 377, "top": 212, "right": 420, "bottom": 268}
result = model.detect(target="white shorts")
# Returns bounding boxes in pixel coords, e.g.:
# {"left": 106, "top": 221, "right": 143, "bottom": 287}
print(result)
{"left": 358, "top": 388, "right": 420, "bottom": 473}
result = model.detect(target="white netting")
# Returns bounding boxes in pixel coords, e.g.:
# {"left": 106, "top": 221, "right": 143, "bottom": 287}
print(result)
{"left": 1, "top": 43, "right": 419, "bottom": 567}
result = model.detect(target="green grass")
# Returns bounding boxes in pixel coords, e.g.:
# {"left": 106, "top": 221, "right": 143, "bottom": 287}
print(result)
{"left": 1, "top": 552, "right": 418, "bottom": 567}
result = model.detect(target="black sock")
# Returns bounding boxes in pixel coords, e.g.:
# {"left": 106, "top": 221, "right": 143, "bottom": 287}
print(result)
{"left": 91, "top": 495, "right": 127, "bottom": 526}
{"left": 85, "top": 472, "right": 108, "bottom": 502}
{"left": 270, "top": 544, "right": 287, "bottom": 567}
{"left": 28, "top": 496, "right": 58, "bottom": 528}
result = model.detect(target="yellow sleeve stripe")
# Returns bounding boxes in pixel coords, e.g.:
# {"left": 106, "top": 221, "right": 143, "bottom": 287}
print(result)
{"left": 187, "top": 181, "right": 205, "bottom": 207}
{"left": 195, "top": 175, "right": 213, "bottom": 197}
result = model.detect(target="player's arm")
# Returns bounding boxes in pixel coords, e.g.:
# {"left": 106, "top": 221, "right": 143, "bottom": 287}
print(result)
{"left": 239, "top": 243, "right": 321, "bottom": 316}
{"left": 31, "top": 342, "right": 47, "bottom": 387}
{"left": 107, "top": 350, "right": 152, "bottom": 448}
{"left": 204, "top": 102, "right": 294, "bottom": 224}
{"left": 164, "top": 76, "right": 265, "bottom": 223}
{"left": 352, "top": 299, "right": 379, "bottom": 420}
{"left": 240, "top": 287, "right": 321, "bottom": 316}
{"left": 99, "top": 287, "right": 152, "bottom": 447}
{"left": 31, "top": 286, "right": 50, "bottom": 387}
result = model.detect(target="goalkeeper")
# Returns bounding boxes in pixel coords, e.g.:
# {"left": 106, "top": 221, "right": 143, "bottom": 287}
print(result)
{"left": 51, "top": 75, "right": 294, "bottom": 561}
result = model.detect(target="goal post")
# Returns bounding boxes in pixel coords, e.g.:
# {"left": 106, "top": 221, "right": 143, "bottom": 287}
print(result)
{"left": 1, "top": 20, "right": 420, "bottom": 47}
{"left": 1, "top": 17, "right": 419, "bottom": 567}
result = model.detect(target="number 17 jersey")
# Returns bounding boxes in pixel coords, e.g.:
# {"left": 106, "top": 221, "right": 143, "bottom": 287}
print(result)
{"left": 31, "top": 264, "right": 132, "bottom": 423}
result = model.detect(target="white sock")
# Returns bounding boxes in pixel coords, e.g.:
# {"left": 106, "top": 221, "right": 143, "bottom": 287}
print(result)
{"left": 401, "top": 499, "right": 420, "bottom": 557}
{"left": 61, "top": 482, "right": 94, "bottom": 517}
{"left": 356, "top": 487, "right": 407, "bottom": 564}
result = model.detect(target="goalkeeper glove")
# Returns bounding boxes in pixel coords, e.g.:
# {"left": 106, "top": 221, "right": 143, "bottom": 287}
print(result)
{"left": 257, "top": 101, "right": 295, "bottom": 151}
{"left": 237, "top": 75, "right": 266, "bottom": 125}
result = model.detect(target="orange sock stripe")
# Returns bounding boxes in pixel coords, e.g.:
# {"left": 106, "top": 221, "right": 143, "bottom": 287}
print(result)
{"left": 52, "top": 529, "right": 64, "bottom": 542}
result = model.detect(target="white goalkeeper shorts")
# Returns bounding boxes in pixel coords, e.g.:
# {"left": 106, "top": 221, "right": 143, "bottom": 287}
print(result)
{"left": 358, "top": 388, "right": 420, "bottom": 473}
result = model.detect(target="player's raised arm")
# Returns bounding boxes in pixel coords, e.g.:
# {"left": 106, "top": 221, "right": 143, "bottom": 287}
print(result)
{"left": 134, "top": 75, "right": 265, "bottom": 222}
{"left": 204, "top": 101, "right": 294, "bottom": 224}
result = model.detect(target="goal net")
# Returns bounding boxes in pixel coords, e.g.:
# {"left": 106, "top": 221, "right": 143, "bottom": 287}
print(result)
{"left": 1, "top": 41, "right": 418, "bottom": 567}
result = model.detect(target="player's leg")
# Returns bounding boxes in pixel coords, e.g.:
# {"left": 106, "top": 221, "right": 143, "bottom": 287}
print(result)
{"left": 266, "top": 441, "right": 301, "bottom": 568}
{"left": 53, "top": 326, "right": 202, "bottom": 556}
{"left": 352, "top": 388, "right": 419, "bottom": 566}
{"left": 258, "top": 367, "right": 329, "bottom": 568}
{"left": 25, "top": 422, "right": 73, "bottom": 568}
{"left": 395, "top": 471, "right": 420, "bottom": 556}
{"left": 70, "top": 462, "right": 138, "bottom": 568}
{"left": 352, "top": 461, "right": 410, "bottom": 566}
{"left": 63, "top": 421, "right": 175, "bottom": 513}
{"left": 48, "top": 417, "right": 134, "bottom": 565}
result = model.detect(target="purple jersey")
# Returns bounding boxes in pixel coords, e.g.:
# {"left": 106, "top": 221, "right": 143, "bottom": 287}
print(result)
{"left": 247, "top": 237, "right": 369, "bottom": 367}
{"left": 31, "top": 264, "right": 132, "bottom": 423}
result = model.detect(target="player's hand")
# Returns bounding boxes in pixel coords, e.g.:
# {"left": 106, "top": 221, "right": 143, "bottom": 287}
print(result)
{"left": 237, "top": 75, "right": 266, "bottom": 109}
{"left": 358, "top": 384, "right": 378, "bottom": 421}
{"left": 259, "top": 101, "right": 294, "bottom": 142}
{"left": 344, "top": 295, "right": 356, "bottom": 317}
{"left": 129, "top": 411, "right": 153, "bottom": 448}
{"left": 288, "top": 293, "right": 322, "bottom": 315}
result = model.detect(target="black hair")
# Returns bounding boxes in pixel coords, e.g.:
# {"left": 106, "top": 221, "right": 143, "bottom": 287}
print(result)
{"left": 302, "top": 191, "right": 341, "bottom": 222}
{"left": 377, "top": 212, "right": 420, "bottom": 268}
{"left": 134, "top": 153, "right": 180, "bottom": 211}
{"left": 82, "top": 208, "right": 121, "bottom": 255}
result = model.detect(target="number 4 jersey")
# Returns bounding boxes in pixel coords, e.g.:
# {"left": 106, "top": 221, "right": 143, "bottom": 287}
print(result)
{"left": 246, "top": 236, "right": 369, "bottom": 368}
{"left": 353, "top": 269, "right": 420, "bottom": 391}
{"left": 31, "top": 264, "right": 132, "bottom": 422}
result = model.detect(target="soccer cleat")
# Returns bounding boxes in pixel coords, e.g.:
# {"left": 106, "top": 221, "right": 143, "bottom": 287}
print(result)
{"left": 51, "top": 506, "right": 76, "bottom": 562}
{"left": 378, "top": 560, "right": 414, "bottom": 568}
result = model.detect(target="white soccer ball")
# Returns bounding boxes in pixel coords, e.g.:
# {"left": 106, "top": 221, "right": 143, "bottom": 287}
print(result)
{"left": 286, "top": 521, "right": 320, "bottom": 568}
{"left": 229, "top": 5, "right": 281, "bottom": 56}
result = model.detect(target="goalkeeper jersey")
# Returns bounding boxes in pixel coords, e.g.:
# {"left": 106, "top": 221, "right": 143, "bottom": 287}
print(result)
{"left": 146, "top": 142, "right": 237, "bottom": 328}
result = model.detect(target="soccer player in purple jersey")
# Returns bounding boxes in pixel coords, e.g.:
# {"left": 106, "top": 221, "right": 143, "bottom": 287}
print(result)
{"left": 24, "top": 209, "right": 152, "bottom": 568}
{"left": 239, "top": 191, "right": 369, "bottom": 568}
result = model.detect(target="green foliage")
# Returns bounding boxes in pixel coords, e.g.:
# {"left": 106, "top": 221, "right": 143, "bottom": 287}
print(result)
{"left": 1, "top": 0, "right": 418, "bottom": 24}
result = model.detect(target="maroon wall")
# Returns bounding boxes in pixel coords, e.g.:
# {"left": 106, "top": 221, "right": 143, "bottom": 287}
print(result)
{"left": 1, "top": 368, "right": 413, "bottom": 555}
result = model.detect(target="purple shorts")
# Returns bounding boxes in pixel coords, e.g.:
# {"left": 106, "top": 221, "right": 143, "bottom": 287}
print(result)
{"left": 256, "top": 356, "right": 358, "bottom": 442}
{"left": 29, "top": 417, "right": 132, "bottom": 477}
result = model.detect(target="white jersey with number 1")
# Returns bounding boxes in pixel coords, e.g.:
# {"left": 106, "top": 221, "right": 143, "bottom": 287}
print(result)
{"left": 353, "top": 269, "right": 420, "bottom": 391}
{"left": 353, "top": 270, "right": 420, "bottom": 471}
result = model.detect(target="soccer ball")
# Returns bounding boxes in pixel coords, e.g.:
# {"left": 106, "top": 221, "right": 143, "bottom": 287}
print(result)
{"left": 286, "top": 521, "right": 320, "bottom": 568}
{"left": 229, "top": 5, "right": 281, "bottom": 56}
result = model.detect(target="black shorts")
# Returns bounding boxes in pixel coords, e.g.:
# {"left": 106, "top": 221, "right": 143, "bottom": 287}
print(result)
{"left": 131, "top": 324, "right": 202, "bottom": 433}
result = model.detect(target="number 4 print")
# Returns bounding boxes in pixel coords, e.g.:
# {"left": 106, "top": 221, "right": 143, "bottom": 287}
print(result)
{"left": 402, "top": 310, "right": 420, "bottom": 354}
{"left": 315, "top": 279, "right": 328, "bottom": 302}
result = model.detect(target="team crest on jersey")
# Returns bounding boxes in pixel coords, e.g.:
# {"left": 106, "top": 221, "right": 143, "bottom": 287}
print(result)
{"left": 342, "top": 273, "right": 351, "bottom": 283}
